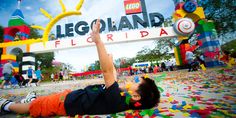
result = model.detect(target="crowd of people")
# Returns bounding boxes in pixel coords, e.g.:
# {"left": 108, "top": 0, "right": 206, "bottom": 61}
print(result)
{"left": 50, "top": 70, "right": 64, "bottom": 82}
{"left": 0, "top": 60, "right": 71, "bottom": 89}
{"left": 127, "top": 60, "right": 176, "bottom": 76}
{"left": 0, "top": 61, "right": 44, "bottom": 89}
{"left": 125, "top": 49, "right": 236, "bottom": 76}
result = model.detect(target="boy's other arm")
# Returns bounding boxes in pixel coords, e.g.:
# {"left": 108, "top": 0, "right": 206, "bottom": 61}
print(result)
{"left": 108, "top": 54, "right": 117, "bottom": 81}
{"left": 91, "top": 19, "right": 115, "bottom": 88}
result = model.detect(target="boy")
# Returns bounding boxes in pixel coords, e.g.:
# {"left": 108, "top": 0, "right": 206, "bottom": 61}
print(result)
{"left": 0, "top": 19, "right": 160, "bottom": 117}
{"left": 35, "top": 67, "right": 43, "bottom": 86}
{"left": 0, "top": 60, "right": 14, "bottom": 89}
{"left": 26, "top": 66, "right": 34, "bottom": 86}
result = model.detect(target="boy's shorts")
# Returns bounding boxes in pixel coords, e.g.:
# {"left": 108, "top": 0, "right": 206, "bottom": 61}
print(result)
{"left": 37, "top": 77, "right": 42, "bottom": 80}
{"left": 28, "top": 75, "right": 32, "bottom": 78}
{"left": 29, "top": 90, "right": 71, "bottom": 117}
{"left": 3, "top": 73, "right": 11, "bottom": 81}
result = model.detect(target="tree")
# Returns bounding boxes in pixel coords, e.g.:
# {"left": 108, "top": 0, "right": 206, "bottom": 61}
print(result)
{"left": 87, "top": 60, "right": 100, "bottom": 71}
{"left": 200, "top": 0, "right": 236, "bottom": 36}
{"left": 29, "top": 26, "right": 42, "bottom": 39}
{"left": 221, "top": 39, "right": 236, "bottom": 54}
{"left": 35, "top": 52, "right": 55, "bottom": 69}
{"left": 0, "top": 25, "right": 3, "bottom": 43}
{"left": 136, "top": 47, "right": 151, "bottom": 62}
{"left": 115, "top": 57, "right": 136, "bottom": 68}
{"left": 93, "top": 60, "right": 101, "bottom": 70}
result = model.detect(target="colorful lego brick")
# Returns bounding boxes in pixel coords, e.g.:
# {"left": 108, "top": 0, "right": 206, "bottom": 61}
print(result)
{"left": 4, "top": 35, "right": 14, "bottom": 42}
{"left": 1, "top": 54, "right": 16, "bottom": 60}
{"left": 11, "top": 62, "right": 19, "bottom": 67}
{"left": 173, "top": 9, "right": 187, "bottom": 21}
{"left": 175, "top": 2, "right": 185, "bottom": 10}
{"left": 197, "top": 32, "right": 213, "bottom": 39}
{"left": 4, "top": 25, "right": 30, "bottom": 42}
{"left": 13, "top": 67, "right": 19, "bottom": 72}
{"left": 174, "top": 47, "right": 181, "bottom": 65}
{"left": 173, "top": 7, "right": 205, "bottom": 22}
{"left": 205, "top": 61, "right": 220, "bottom": 67}
{"left": 196, "top": 20, "right": 215, "bottom": 33}
{"left": 8, "top": 19, "right": 27, "bottom": 27}
{"left": 178, "top": 36, "right": 189, "bottom": 41}
{"left": 201, "top": 40, "right": 220, "bottom": 48}
{"left": 183, "top": 1, "right": 197, "bottom": 13}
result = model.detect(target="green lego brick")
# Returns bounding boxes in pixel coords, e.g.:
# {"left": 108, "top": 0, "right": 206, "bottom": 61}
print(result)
{"left": 8, "top": 19, "right": 27, "bottom": 27}
{"left": 176, "top": 46, "right": 183, "bottom": 65}
{"left": 196, "top": 20, "right": 216, "bottom": 33}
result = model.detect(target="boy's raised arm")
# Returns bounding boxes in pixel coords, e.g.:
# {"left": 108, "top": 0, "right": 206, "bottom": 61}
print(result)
{"left": 91, "top": 19, "right": 116, "bottom": 88}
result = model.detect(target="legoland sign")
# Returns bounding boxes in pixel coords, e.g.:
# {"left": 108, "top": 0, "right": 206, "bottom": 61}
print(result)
{"left": 29, "top": 0, "right": 179, "bottom": 53}
{"left": 56, "top": 0, "right": 165, "bottom": 38}
{"left": 124, "top": 0, "right": 142, "bottom": 14}
{"left": 56, "top": 12, "right": 165, "bottom": 38}
{"left": 31, "top": 27, "right": 178, "bottom": 53}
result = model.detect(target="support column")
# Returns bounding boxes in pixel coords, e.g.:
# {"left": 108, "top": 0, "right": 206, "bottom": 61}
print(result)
{"left": 21, "top": 52, "right": 35, "bottom": 79}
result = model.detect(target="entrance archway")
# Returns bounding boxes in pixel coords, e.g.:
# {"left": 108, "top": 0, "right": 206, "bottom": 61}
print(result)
{"left": 9, "top": 47, "right": 23, "bottom": 73}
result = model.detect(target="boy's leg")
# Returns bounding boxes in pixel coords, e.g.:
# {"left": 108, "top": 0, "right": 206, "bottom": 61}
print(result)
{"left": 28, "top": 78, "right": 33, "bottom": 86}
{"left": 1, "top": 97, "right": 29, "bottom": 114}
{"left": 1, "top": 74, "right": 10, "bottom": 89}
{"left": 9, "top": 103, "right": 30, "bottom": 114}
{"left": 36, "top": 79, "right": 41, "bottom": 86}
{"left": 0, "top": 80, "right": 5, "bottom": 89}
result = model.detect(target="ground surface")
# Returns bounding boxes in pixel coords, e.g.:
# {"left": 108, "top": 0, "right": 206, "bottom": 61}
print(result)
{"left": 0, "top": 67, "right": 235, "bottom": 118}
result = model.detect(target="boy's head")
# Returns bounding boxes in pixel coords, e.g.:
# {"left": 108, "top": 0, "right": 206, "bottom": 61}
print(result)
{"left": 126, "top": 76, "right": 160, "bottom": 109}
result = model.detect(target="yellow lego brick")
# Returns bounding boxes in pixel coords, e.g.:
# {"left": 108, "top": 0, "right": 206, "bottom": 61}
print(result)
{"left": 13, "top": 67, "right": 19, "bottom": 72}
{"left": 173, "top": 7, "right": 205, "bottom": 22}
{"left": 178, "top": 36, "right": 188, "bottom": 41}
{"left": 185, "top": 7, "right": 205, "bottom": 22}
{"left": 1, "top": 54, "right": 16, "bottom": 60}
{"left": 174, "top": 47, "right": 180, "bottom": 66}
{"left": 173, "top": 9, "right": 187, "bottom": 21}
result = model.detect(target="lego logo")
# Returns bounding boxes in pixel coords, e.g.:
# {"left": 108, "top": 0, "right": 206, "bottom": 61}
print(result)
{"left": 126, "top": 3, "right": 140, "bottom": 10}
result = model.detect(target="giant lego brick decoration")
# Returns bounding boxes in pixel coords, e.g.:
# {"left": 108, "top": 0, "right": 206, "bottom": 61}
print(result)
{"left": 1, "top": 54, "right": 19, "bottom": 72}
{"left": 173, "top": 7, "right": 205, "bottom": 22}
{"left": 172, "top": 0, "right": 221, "bottom": 67}
{"left": 183, "top": 1, "right": 197, "bottom": 13}
{"left": 1, "top": 3, "right": 29, "bottom": 74}
{"left": 196, "top": 20, "right": 215, "bottom": 33}
{"left": 4, "top": 25, "right": 30, "bottom": 42}
{"left": 8, "top": 9, "right": 27, "bottom": 27}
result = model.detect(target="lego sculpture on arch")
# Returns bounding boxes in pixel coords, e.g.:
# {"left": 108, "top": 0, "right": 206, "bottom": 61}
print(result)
{"left": 1, "top": 0, "right": 35, "bottom": 78}
{"left": 172, "top": 0, "right": 220, "bottom": 67}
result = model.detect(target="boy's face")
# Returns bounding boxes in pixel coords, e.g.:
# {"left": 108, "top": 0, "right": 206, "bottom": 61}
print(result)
{"left": 125, "top": 77, "right": 143, "bottom": 101}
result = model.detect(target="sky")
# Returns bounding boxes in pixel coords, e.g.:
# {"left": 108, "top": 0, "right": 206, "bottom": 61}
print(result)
{"left": 0, "top": 0, "right": 175, "bottom": 72}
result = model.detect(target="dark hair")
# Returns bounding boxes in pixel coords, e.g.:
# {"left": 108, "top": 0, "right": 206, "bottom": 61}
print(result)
{"left": 129, "top": 77, "right": 160, "bottom": 109}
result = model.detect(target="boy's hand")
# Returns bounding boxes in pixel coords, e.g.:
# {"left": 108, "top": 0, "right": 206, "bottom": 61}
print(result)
{"left": 91, "top": 19, "right": 101, "bottom": 44}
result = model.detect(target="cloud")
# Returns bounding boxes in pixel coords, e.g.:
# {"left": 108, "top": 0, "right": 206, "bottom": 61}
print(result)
{"left": 27, "top": 13, "right": 50, "bottom": 26}
{"left": 25, "top": 6, "right": 32, "bottom": 10}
